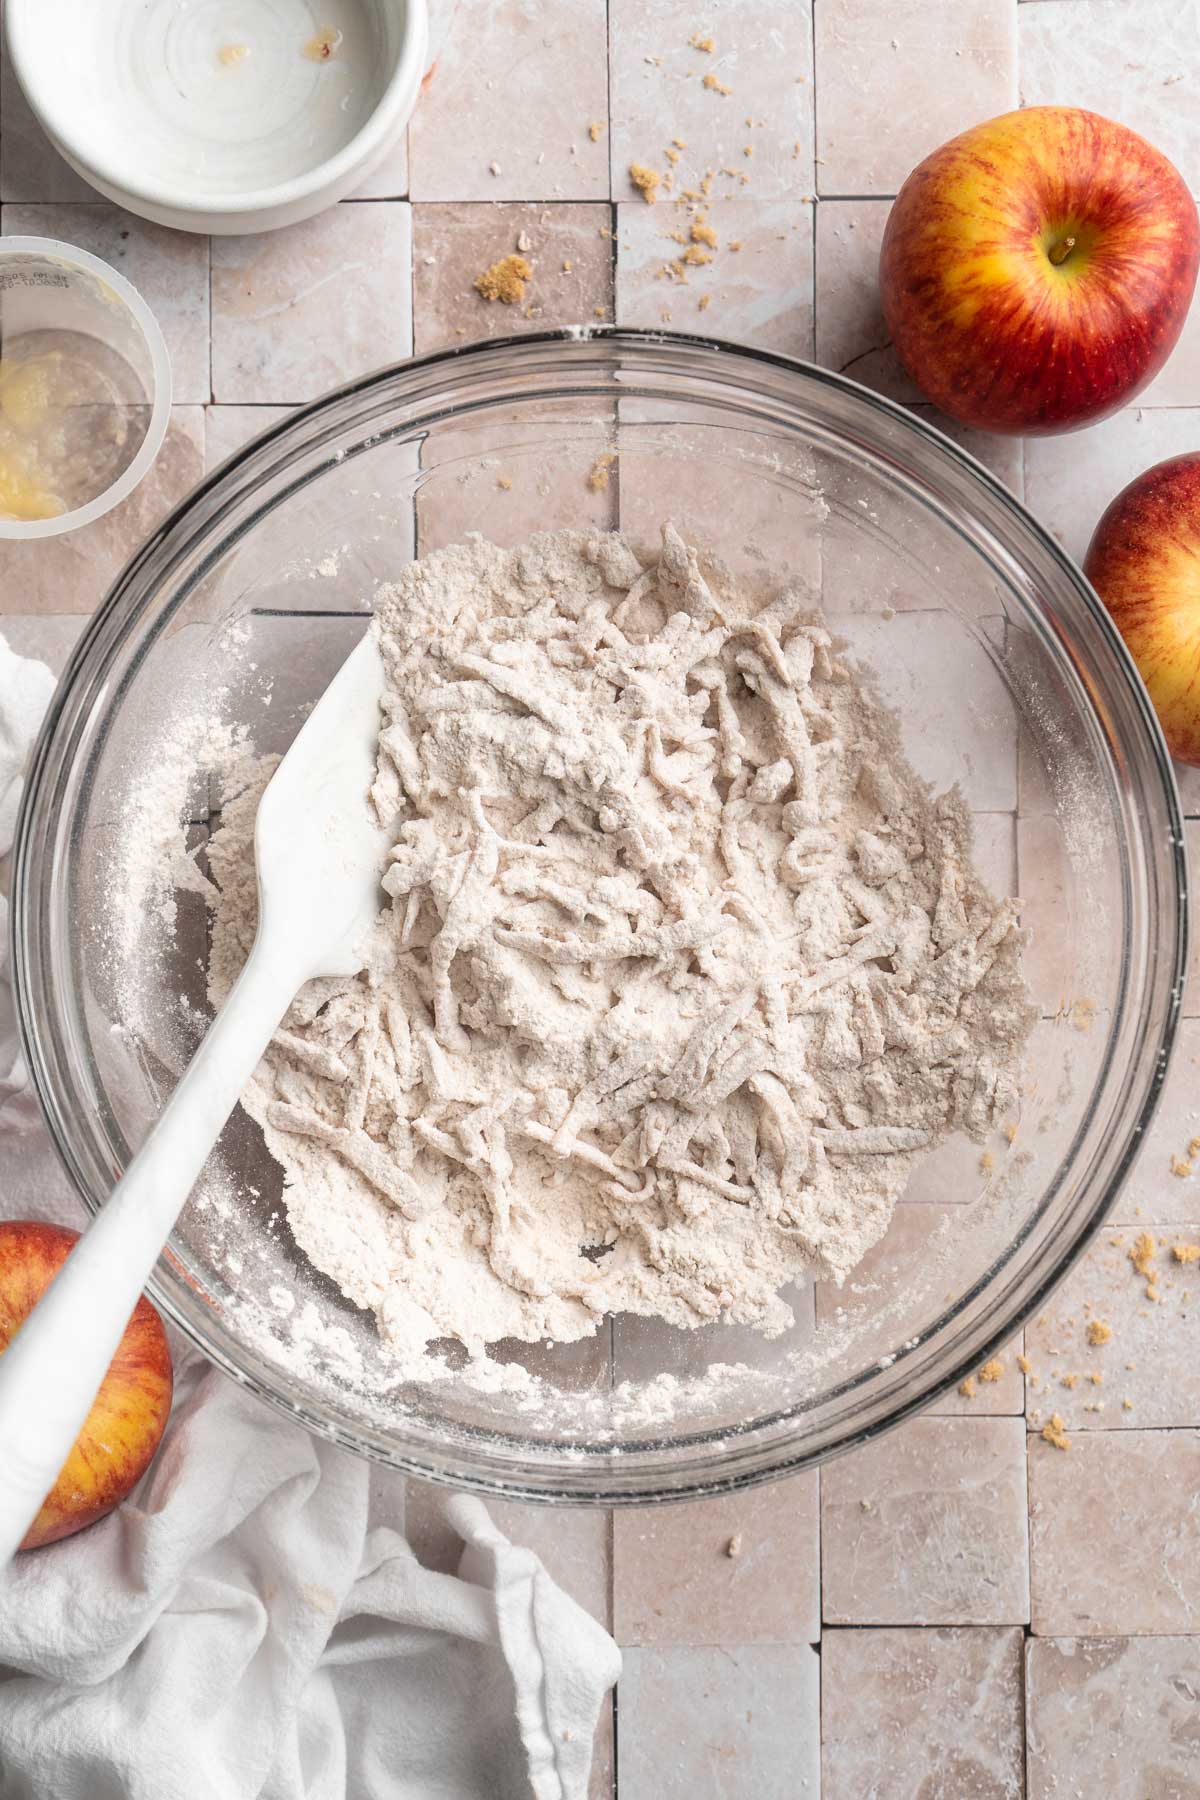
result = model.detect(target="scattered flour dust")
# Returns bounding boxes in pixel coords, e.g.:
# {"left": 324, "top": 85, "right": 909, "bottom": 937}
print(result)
{"left": 203, "top": 525, "right": 1034, "bottom": 1378}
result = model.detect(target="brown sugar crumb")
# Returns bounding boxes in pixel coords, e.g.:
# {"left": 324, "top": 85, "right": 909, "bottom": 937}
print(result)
{"left": 665, "top": 147, "right": 681, "bottom": 165}
{"left": 1170, "top": 1154, "right": 1193, "bottom": 1178}
{"left": 1060, "top": 1372, "right": 1081, "bottom": 1390}
{"left": 691, "top": 217, "right": 719, "bottom": 249}
{"left": 743, "top": 144, "right": 754, "bottom": 157}
{"left": 690, "top": 31, "right": 715, "bottom": 52}
{"left": 1089, "top": 1371, "right": 1103, "bottom": 1385}
{"left": 979, "top": 1358, "right": 1005, "bottom": 1384}
{"left": 1087, "top": 1319, "right": 1113, "bottom": 1346}
{"left": 1016, "top": 1354, "right": 1034, "bottom": 1377}
{"left": 1041, "top": 1413, "right": 1071, "bottom": 1451}
{"left": 588, "top": 120, "right": 604, "bottom": 142}
{"left": 728, "top": 239, "right": 742, "bottom": 251}
{"left": 561, "top": 260, "right": 574, "bottom": 272}
{"left": 673, "top": 137, "right": 688, "bottom": 149}
{"left": 958, "top": 1376, "right": 978, "bottom": 1399}
{"left": 592, "top": 304, "right": 606, "bottom": 318}
{"left": 475, "top": 255, "right": 533, "bottom": 305}
{"left": 1071, "top": 995, "right": 1097, "bottom": 1032}
{"left": 496, "top": 475, "right": 513, "bottom": 491}
{"left": 587, "top": 452, "right": 616, "bottom": 492}
{"left": 682, "top": 244, "right": 712, "bottom": 265}
{"left": 702, "top": 71, "right": 732, "bottom": 94}
{"left": 1003, "top": 1121, "right": 1019, "bottom": 1144}
{"left": 1122, "top": 1397, "right": 1134, "bottom": 1411}
{"left": 630, "top": 162, "right": 663, "bottom": 203}
{"left": 698, "top": 293, "right": 712, "bottom": 311}
{"left": 979, "top": 1151, "right": 995, "bottom": 1175}
{"left": 1129, "top": 1231, "right": 1157, "bottom": 1297}
{"left": 1190, "top": 1137, "right": 1200, "bottom": 1157}
{"left": 1173, "top": 1243, "right": 1200, "bottom": 1264}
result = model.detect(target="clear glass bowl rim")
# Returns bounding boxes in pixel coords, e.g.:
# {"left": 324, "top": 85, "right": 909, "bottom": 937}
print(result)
{"left": 11, "top": 327, "right": 1190, "bottom": 1504}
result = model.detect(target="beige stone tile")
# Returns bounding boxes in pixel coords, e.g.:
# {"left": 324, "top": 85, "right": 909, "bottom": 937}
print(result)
{"left": 1107, "top": 1018, "right": 1200, "bottom": 1221}
{"left": 1023, "top": 405, "right": 1200, "bottom": 571}
{"left": 1026, "top": 1635, "right": 1200, "bottom": 1800}
{"left": 1016, "top": 813, "right": 1072, "bottom": 1015}
{"left": 404, "top": 1478, "right": 611, "bottom": 1627}
{"left": 349, "top": 132, "right": 409, "bottom": 200}
{"left": 909, "top": 403, "right": 1024, "bottom": 503}
{"left": 408, "top": 0, "right": 609, "bottom": 202}
{"left": 822, "top": 1627, "right": 1025, "bottom": 1800}
{"left": 1020, "top": 0, "right": 1200, "bottom": 194}
{"left": 822, "top": 1416, "right": 1030, "bottom": 1625}
{"left": 608, "top": 0, "right": 814, "bottom": 205}
{"left": 205, "top": 406, "right": 293, "bottom": 473}
{"left": 1, "top": 203, "right": 210, "bottom": 404}
{"left": 815, "top": 200, "right": 922, "bottom": 404}
{"left": 617, "top": 1645, "right": 820, "bottom": 1798}
{"left": 815, "top": 0, "right": 1017, "bottom": 198}
{"left": 612, "top": 1477, "right": 820, "bottom": 1647}
{"left": 835, "top": 612, "right": 1018, "bottom": 811}
{"left": 0, "top": 407, "right": 204, "bottom": 614}
{"left": 1029, "top": 1427, "right": 1200, "bottom": 1635}
{"left": 1025, "top": 1223, "right": 1200, "bottom": 1430}
{"left": 0, "top": 614, "right": 86, "bottom": 675}
{"left": 411, "top": 202, "right": 613, "bottom": 356}
{"left": 615, "top": 196, "right": 814, "bottom": 354}
{"left": 589, "top": 1695, "right": 615, "bottom": 1800}
{"left": 817, "top": 1205, "right": 1025, "bottom": 1415}
{"left": 211, "top": 202, "right": 412, "bottom": 404}
{"left": 0, "top": 43, "right": 95, "bottom": 202}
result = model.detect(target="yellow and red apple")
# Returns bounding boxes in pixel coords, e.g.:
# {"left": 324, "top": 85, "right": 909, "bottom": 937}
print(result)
{"left": 0, "top": 1221, "right": 173, "bottom": 1550}
{"left": 880, "top": 107, "right": 1200, "bottom": 435}
{"left": 1084, "top": 454, "right": 1200, "bottom": 766}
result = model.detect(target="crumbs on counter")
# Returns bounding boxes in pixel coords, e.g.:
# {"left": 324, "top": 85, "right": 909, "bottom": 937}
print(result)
{"left": 629, "top": 162, "right": 663, "bottom": 203}
{"left": 588, "top": 121, "right": 604, "bottom": 142}
{"left": 475, "top": 255, "right": 533, "bottom": 304}
{"left": 698, "top": 293, "right": 711, "bottom": 311}
{"left": 958, "top": 1375, "right": 977, "bottom": 1399}
{"left": 496, "top": 476, "right": 513, "bottom": 491}
{"left": 725, "top": 1532, "right": 742, "bottom": 1558}
{"left": 1016, "top": 1353, "right": 1034, "bottom": 1377}
{"left": 1041, "top": 1413, "right": 1071, "bottom": 1451}
{"left": 702, "top": 71, "right": 732, "bottom": 94}
{"left": 1170, "top": 1153, "right": 1193, "bottom": 1178}
{"left": 979, "top": 1358, "right": 1005, "bottom": 1384}
{"left": 690, "top": 31, "right": 715, "bottom": 51}
{"left": 1087, "top": 1319, "right": 1113, "bottom": 1346}
{"left": 1129, "top": 1231, "right": 1159, "bottom": 1299}
{"left": 979, "top": 1151, "right": 995, "bottom": 1175}
{"left": 691, "top": 217, "right": 719, "bottom": 248}
{"left": 1174, "top": 1243, "right": 1200, "bottom": 1264}
{"left": 587, "top": 452, "right": 616, "bottom": 492}
{"left": 1060, "top": 1373, "right": 1080, "bottom": 1389}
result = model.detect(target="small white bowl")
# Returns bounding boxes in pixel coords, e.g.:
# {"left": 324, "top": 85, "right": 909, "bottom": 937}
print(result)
{"left": 6, "top": 0, "right": 428, "bottom": 236}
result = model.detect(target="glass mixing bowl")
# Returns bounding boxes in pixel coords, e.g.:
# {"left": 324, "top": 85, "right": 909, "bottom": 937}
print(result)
{"left": 12, "top": 330, "right": 1188, "bottom": 1503}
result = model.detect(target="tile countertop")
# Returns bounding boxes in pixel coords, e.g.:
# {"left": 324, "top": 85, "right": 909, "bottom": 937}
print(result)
{"left": 4, "top": 1, "right": 1200, "bottom": 1794}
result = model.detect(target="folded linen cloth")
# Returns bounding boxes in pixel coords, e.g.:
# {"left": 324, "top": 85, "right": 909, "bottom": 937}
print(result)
{"left": 0, "top": 633, "right": 619, "bottom": 1800}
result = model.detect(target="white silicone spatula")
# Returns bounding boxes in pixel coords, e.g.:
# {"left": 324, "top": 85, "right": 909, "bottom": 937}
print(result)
{"left": 0, "top": 633, "right": 387, "bottom": 1564}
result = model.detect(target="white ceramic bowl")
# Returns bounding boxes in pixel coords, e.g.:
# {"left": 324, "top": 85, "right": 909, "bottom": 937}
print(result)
{"left": 6, "top": 0, "right": 428, "bottom": 235}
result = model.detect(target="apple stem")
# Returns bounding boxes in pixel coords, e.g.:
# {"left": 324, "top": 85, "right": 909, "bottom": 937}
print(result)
{"left": 1048, "top": 234, "right": 1077, "bottom": 267}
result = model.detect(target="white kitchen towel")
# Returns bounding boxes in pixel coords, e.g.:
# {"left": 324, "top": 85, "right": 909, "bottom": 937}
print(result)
{"left": 0, "top": 633, "right": 620, "bottom": 1800}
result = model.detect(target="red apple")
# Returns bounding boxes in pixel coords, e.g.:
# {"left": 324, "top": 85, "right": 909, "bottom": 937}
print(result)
{"left": 880, "top": 107, "right": 1200, "bottom": 434}
{"left": 0, "top": 1222, "right": 173, "bottom": 1549}
{"left": 1084, "top": 453, "right": 1200, "bottom": 766}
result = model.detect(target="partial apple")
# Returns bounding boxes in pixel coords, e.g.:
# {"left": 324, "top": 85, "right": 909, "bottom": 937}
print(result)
{"left": 1084, "top": 453, "right": 1200, "bottom": 766}
{"left": 0, "top": 1222, "right": 173, "bottom": 1549}
{"left": 880, "top": 107, "right": 1200, "bottom": 435}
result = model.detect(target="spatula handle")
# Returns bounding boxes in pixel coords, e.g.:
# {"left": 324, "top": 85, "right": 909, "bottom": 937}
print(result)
{"left": 0, "top": 942, "right": 298, "bottom": 1564}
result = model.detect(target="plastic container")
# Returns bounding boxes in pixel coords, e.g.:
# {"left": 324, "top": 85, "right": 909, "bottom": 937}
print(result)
{"left": 0, "top": 238, "right": 171, "bottom": 540}
{"left": 11, "top": 330, "right": 1188, "bottom": 1503}
{"left": 5, "top": 0, "right": 428, "bottom": 235}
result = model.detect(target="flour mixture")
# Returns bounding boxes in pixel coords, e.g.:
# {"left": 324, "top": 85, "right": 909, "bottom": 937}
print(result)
{"left": 205, "top": 525, "right": 1033, "bottom": 1368}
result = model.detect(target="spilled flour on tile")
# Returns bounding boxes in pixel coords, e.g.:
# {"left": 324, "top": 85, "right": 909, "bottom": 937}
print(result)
{"left": 203, "top": 526, "right": 1034, "bottom": 1375}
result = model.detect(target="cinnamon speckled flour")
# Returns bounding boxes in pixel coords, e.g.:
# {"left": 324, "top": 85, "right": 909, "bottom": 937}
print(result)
{"left": 205, "top": 526, "right": 1033, "bottom": 1376}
